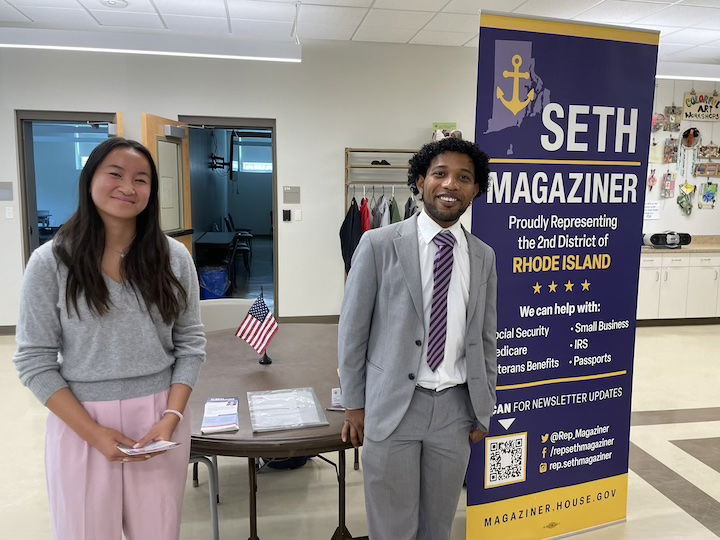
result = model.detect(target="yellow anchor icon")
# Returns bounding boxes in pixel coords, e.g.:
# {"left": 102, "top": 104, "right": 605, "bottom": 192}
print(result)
{"left": 497, "top": 54, "right": 535, "bottom": 116}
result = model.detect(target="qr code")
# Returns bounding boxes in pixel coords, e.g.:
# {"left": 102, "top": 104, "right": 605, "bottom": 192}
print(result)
{"left": 485, "top": 432, "right": 527, "bottom": 488}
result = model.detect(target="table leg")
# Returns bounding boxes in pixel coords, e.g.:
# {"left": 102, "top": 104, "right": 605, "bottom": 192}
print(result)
{"left": 248, "top": 457, "right": 260, "bottom": 540}
{"left": 331, "top": 450, "right": 368, "bottom": 540}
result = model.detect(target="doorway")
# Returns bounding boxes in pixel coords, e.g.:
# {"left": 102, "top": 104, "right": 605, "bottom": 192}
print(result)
{"left": 16, "top": 111, "right": 118, "bottom": 258}
{"left": 180, "top": 116, "right": 277, "bottom": 314}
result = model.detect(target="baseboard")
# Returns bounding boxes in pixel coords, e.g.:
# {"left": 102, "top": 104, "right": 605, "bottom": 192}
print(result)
{"left": 0, "top": 326, "right": 16, "bottom": 336}
{"left": 637, "top": 317, "right": 720, "bottom": 327}
{"left": 277, "top": 315, "right": 339, "bottom": 324}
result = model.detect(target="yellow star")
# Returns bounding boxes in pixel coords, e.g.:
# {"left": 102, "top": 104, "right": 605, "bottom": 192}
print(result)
{"left": 564, "top": 280, "right": 574, "bottom": 292}
{"left": 532, "top": 282, "right": 542, "bottom": 294}
{"left": 548, "top": 281, "right": 558, "bottom": 292}
{"left": 581, "top": 280, "right": 590, "bottom": 291}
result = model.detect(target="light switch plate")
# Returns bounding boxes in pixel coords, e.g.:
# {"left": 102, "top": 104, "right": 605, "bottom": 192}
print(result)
{"left": 5, "top": 207, "right": 13, "bottom": 219}
{"left": 294, "top": 208, "right": 302, "bottom": 221}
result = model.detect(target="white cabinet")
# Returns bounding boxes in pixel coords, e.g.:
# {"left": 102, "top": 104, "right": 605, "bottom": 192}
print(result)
{"left": 686, "top": 254, "right": 720, "bottom": 318}
{"left": 658, "top": 264, "right": 689, "bottom": 318}
{"left": 636, "top": 257, "right": 661, "bottom": 319}
{"left": 637, "top": 251, "right": 720, "bottom": 320}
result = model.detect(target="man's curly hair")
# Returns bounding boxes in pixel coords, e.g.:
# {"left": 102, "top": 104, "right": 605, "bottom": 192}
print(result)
{"left": 407, "top": 138, "right": 490, "bottom": 198}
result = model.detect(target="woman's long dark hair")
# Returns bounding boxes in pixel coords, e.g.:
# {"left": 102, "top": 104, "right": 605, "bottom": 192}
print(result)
{"left": 53, "top": 137, "right": 187, "bottom": 323}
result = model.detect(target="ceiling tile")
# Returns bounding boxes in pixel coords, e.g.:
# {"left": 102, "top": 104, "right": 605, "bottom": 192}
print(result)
{"left": 302, "top": 0, "right": 372, "bottom": 6}
{"left": 78, "top": 0, "right": 156, "bottom": 13}
{"left": 152, "top": 0, "right": 226, "bottom": 18}
{"left": 90, "top": 10, "right": 163, "bottom": 28}
{"left": 300, "top": 5, "right": 366, "bottom": 26}
{"left": 662, "top": 45, "right": 720, "bottom": 62}
{"left": 662, "top": 27, "right": 720, "bottom": 45}
{"left": 444, "top": 0, "right": 525, "bottom": 14}
{"left": 8, "top": 6, "right": 98, "bottom": 26}
{"left": 226, "top": 0, "right": 295, "bottom": 21}
{"left": 163, "top": 15, "right": 230, "bottom": 34}
{"left": 573, "top": 1, "right": 669, "bottom": 24}
{"left": 0, "top": 4, "right": 32, "bottom": 22}
{"left": 464, "top": 33, "right": 479, "bottom": 46}
{"left": 626, "top": 24, "right": 683, "bottom": 37}
{"left": 360, "top": 8, "right": 434, "bottom": 30}
{"left": 352, "top": 25, "right": 419, "bottom": 42}
{"left": 680, "top": 0, "right": 720, "bottom": 7}
{"left": 230, "top": 18, "right": 294, "bottom": 40}
{"left": 635, "top": 4, "right": 720, "bottom": 26}
{"left": 657, "top": 43, "right": 694, "bottom": 58}
{"left": 410, "top": 29, "right": 478, "bottom": 46}
{"left": 298, "top": 23, "right": 357, "bottom": 40}
{"left": 11, "top": 0, "right": 80, "bottom": 7}
{"left": 425, "top": 12, "right": 479, "bottom": 33}
{"left": 373, "top": 0, "right": 448, "bottom": 10}
{"left": 513, "top": 0, "right": 606, "bottom": 19}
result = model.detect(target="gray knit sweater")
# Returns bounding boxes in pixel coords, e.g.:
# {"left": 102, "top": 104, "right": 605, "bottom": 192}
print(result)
{"left": 14, "top": 238, "right": 206, "bottom": 404}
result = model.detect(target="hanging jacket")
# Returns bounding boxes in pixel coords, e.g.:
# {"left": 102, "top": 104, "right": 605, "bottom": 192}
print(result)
{"left": 371, "top": 194, "right": 386, "bottom": 229}
{"left": 389, "top": 197, "right": 402, "bottom": 223}
{"left": 404, "top": 196, "right": 418, "bottom": 219}
{"left": 360, "top": 198, "right": 371, "bottom": 232}
{"left": 339, "top": 198, "right": 363, "bottom": 273}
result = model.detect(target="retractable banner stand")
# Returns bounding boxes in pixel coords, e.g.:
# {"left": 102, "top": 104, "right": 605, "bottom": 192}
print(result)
{"left": 467, "top": 13, "right": 658, "bottom": 540}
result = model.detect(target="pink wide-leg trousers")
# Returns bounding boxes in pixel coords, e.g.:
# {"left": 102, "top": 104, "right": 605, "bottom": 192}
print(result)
{"left": 45, "top": 390, "right": 191, "bottom": 540}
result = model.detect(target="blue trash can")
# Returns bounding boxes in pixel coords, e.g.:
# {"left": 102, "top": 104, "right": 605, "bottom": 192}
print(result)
{"left": 199, "top": 266, "right": 230, "bottom": 299}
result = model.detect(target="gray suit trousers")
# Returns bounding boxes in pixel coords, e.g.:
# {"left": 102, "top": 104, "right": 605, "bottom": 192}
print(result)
{"left": 362, "top": 385, "right": 474, "bottom": 540}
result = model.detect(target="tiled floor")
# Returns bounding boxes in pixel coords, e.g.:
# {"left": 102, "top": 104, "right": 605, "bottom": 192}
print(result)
{"left": 2, "top": 323, "right": 719, "bottom": 539}
{"left": 229, "top": 236, "right": 275, "bottom": 312}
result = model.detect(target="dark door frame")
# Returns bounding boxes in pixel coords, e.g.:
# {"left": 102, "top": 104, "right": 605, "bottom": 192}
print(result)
{"left": 178, "top": 115, "right": 279, "bottom": 318}
{"left": 15, "top": 110, "right": 117, "bottom": 261}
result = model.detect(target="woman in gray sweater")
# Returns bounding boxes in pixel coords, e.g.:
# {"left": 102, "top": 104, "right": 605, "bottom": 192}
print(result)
{"left": 14, "top": 137, "right": 206, "bottom": 540}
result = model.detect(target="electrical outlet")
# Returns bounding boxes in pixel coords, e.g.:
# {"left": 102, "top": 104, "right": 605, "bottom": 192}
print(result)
{"left": 5, "top": 207, "right": 13, "bottom": 219}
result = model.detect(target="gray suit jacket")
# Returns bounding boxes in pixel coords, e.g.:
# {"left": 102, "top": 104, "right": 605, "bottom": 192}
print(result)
{"left": 338, "top": 214, "right": 498, "bottom": 442}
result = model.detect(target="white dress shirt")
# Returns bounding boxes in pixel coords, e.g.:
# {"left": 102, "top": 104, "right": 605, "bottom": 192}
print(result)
{"left": 416, "top": 210, "right": 470, "bottom": 391}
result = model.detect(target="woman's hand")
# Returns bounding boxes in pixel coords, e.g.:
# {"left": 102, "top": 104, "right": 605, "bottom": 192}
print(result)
{"left": 133, "top": 413, "right": 180, "bottom": 452}
{"left": 87, "top": 425, "right": 150, "bottom": 463}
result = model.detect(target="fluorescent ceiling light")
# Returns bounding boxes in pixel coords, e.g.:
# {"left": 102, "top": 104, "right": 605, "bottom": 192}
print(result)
{"left": 656, "top": 61, "right": 720, "bottom": 82}
{"left": 0, "top": 28, "right": 301, "bottom": 63}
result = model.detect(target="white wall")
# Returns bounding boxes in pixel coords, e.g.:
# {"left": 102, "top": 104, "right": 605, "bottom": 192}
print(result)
{"left": 0, "top": 40, "right": 479, "bottom": 324}
{"left": 644, "top": 78, "right": 720, "bottom": 236}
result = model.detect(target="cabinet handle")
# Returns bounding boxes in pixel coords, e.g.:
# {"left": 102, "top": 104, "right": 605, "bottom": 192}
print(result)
{"left": 664, "top": 271, "right": 668, "bottom": 282}
{"left": 655, "top": 270, "right": 659, "bottom": 282}
{"left": 716, "top": 270, "right": 719, "bottom": 281}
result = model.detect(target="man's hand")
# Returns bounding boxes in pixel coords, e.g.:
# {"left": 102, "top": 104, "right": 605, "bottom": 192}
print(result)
{"left": 469, "top": 426, "right": 488, "bottom": 444}
{"left": 342, "top": 408, "right": 365, "bottom": 448}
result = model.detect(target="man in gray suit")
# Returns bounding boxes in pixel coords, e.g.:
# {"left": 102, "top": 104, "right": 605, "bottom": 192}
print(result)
{"left": 339, "top": 137, "right": 497, "bottom": 540}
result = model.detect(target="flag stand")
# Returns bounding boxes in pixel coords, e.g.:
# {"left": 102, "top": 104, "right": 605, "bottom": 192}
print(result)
{"left": 259, "top": 352, "right": 272, "bottom": 365}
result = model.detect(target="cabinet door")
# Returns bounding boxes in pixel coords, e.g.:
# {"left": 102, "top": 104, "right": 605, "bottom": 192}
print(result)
{"left": 686, "top": 267, "right": 720, "bottom": 318}
{"left": 637, "top": 267, "right": 661, "bottom": 319}
{"left": 658, "top": 266, "right": 690, "bottom": 319}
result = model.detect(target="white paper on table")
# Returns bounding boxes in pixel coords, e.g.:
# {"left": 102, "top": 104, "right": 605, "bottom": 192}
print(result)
{"left": 247, "top": 387, "right": 328, "bottom": 432}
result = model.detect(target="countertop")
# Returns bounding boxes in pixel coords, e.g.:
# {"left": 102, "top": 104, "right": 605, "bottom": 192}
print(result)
{"left": 641, "top": 235, "right": 720, "bottom": 254}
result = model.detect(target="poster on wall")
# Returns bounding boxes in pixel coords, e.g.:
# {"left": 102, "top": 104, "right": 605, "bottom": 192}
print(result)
{"left": 683, "top": 92, "right": 720, "bottom": 122}
{"left": 468, "top": 12, "right": 658, "bottom": 540}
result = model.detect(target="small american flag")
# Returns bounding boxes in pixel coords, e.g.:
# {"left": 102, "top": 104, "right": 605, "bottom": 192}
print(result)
{"left": 235, "top": 295, "right": 278, "bottom": 355}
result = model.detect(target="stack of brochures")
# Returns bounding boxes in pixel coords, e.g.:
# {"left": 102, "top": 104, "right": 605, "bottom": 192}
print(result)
{"left": 201, "top": 397, "right": 240, "bottom": 434}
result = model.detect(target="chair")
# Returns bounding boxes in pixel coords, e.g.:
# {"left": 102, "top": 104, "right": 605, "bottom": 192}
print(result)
{"left": 191, "top": 298, "right": 255, "bottom": 539}
{"left": 223, "top": 217, "right": 252, "bottom": 273}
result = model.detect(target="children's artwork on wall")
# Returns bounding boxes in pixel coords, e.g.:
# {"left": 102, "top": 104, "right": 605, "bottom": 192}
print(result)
{"left": 663, "top": 106, "right": 682, "bottom": 131}
{"left": 677, "top": 183, "right": 696, "bottom": 216}
{"left": 647, "top": 169, "right": 657, "bottom": 191}
{"left": 694, "top": 162, "right": 720, "bottom": 177}
{"left": 649, "top": 138, "right": 664, "bottom": 163}
{"left": 699, "top": 182, "right": 717, "bottom": 209}
{"left": 663, "top": 137, "right": 678, "bottom": 163}
{"left": 699, "top": 145, "right": 720, "bottom": 159}
{"left": 661, "top": 171, "right": 676, "bottom": 199}
{"left": 652, "top": 113, "right": 665, "bottom": 132}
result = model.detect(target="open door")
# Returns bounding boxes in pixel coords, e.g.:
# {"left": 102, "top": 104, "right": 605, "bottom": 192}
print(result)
{"left": 141, "top": 113, "right": 193, "bottom": 253}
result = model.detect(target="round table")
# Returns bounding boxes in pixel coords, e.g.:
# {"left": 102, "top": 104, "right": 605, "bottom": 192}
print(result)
{"left": 189, "top": 324, "right": 366, "bottom": 540}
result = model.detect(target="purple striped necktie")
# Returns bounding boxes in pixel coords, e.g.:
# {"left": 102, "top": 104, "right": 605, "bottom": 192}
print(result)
{"left": 427, "top": 230, "right": 456, "bottom": 371}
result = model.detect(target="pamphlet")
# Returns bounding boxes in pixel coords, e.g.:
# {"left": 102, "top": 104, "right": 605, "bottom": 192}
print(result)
{"left": 201, "top": 397, "right": 240, "bottom": 434}
{"left": 247, "top": 387, "right": 329, "bottom": 432}
{"left": 117, "top": 440, "right": 181, "bottom": 456}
